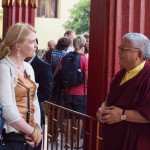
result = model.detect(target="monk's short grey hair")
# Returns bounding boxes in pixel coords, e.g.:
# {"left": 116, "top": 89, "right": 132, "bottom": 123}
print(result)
{"left": 123, "top": 33, "right": 150, "bottom": 60}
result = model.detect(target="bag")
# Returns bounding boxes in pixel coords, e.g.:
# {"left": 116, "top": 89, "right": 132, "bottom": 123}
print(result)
{"left": 0, "top": 140, "right": 12, "bottom": 150}
{"left": 0, "top": 105, "right": 4, "bottom": 134}
{"left": 0, "top": 129, "right": 12, "bottom": 150}
{"left": 51, "top": 70, "right": 64, "bottom": 101}
{"left": 61, "top": 52, "right": 84, "bottom": 87}
{"left": 0, "top": 131, "right": 25, "bottom": 150}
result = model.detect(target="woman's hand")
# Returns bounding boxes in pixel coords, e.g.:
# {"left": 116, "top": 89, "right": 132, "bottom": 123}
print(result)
{"left": 24, "top": 135, "right": 35, "bottom": 147}
{"left": 34, "top": 128, "right": 43, "bottom": 147}
{"left": 30, "top": 123, "right": 43, "bottom": 147}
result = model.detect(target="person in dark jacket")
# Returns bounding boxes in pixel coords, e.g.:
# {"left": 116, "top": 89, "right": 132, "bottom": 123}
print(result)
{"left": 29, "top": 54, "right": 53, "bottom": 103}
{"left": 26, "top": 39, "right": 53, "bottom": 150}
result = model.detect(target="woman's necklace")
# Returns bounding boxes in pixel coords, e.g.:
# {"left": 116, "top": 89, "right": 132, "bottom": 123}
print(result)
{"left": 17, "top": 65, "right": 27, "bottom": 78}
{"left": 17, "top": 66, "right": 24, "bottom": 72}
{"left": 8, "top": 55, "right": 27, "bottom": 77}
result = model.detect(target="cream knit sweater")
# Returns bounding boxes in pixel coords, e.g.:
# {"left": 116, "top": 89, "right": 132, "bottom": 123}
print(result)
{"left": 0, "top": 56, "right": 40, "bottom": 133}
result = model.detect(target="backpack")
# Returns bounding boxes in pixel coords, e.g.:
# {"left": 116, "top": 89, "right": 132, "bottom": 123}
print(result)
{"left": 61, "top": 52, "right": 84, "bottom": 87}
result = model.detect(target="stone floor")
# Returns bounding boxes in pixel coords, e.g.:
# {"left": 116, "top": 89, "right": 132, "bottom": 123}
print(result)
{"left": 48, "top": 132, "right": 83, "bottom": 150}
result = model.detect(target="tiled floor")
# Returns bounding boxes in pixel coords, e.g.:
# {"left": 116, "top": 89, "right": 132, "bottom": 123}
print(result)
{"left": 48, "top": 132, "right": 83, "bottom": 150}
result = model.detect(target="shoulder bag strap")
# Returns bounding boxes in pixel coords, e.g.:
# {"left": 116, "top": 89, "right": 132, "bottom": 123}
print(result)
{"left": 25, "top": 70, "right": 30, "bottom": 124}
{"left": 26, "top": 89, "right": 30, "bottom": 124}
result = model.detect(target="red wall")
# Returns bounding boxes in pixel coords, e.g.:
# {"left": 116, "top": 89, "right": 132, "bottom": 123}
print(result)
{"left": 86, "top": 0, "right": 150, "bottom": 149}
{"left": 2, "top": 1, "right": 36, "bottom": 38}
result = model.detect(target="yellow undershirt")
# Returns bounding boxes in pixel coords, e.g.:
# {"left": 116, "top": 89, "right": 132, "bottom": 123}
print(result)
{"left": 120, "top": 61, "right": 146, "bottom": 85}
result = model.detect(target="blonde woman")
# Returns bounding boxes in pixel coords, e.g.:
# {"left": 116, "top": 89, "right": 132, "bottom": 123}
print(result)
{"left": 0, "top": 23, "right": 42, "bottom": 149}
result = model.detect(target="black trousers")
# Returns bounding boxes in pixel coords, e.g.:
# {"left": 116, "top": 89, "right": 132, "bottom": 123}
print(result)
{"left": 2, "top": 131, "right": 33, "bottom": 150}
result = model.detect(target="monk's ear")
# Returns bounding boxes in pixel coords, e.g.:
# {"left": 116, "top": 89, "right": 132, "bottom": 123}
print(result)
{"left": 137, "top": 50, "right": 143, "bottom": 59}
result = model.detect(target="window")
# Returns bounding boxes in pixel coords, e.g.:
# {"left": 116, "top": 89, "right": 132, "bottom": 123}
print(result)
{"left": 36, "top": 0, "right": 59, "bottom": 18}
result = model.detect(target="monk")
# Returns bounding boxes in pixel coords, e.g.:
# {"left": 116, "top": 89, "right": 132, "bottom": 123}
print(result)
{"left": 97, "top": 33, "right": 150, "bottom": 150}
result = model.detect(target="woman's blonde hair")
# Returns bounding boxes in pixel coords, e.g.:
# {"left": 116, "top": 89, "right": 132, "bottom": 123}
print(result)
{"left": 73, "top": 35, "right": 86, "bottom": 50}
{"left": 0, "top": 23, "right": 36, "bottom": 60}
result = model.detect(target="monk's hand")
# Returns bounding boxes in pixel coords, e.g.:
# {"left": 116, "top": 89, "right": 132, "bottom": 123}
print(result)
{"left": 99, "top": 106, "right": 123, "bottom": 124}
{"left": 96, "top": 102, "right": 108, "bottom": 122}
{"left": 96, "top": 107, "right": 103, "bottom": 122}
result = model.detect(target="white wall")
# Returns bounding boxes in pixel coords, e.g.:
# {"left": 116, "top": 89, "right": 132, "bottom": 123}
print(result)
{"left": 35, "top": 0, "right": 80, "bottom": 49}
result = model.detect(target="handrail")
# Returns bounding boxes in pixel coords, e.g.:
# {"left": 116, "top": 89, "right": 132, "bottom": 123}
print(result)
{"left": 42, "top": 101, "right": 103, "bottom": 150}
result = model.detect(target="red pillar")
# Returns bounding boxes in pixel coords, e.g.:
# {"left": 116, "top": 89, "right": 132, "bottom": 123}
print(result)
{"left": 2, "top": 0, "right": 37, "bottom": 38}
{"left": 86, "top": 0, "right": 150, "bottom": 149}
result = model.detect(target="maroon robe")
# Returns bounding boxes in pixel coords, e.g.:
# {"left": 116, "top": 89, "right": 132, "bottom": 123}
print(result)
{"left": 104, "top": 62, "right": 150, "bottom": 150}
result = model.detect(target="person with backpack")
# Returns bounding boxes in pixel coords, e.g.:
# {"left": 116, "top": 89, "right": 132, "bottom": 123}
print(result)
{"left": 54, "top": 35, "right": 88, "bottom": 149}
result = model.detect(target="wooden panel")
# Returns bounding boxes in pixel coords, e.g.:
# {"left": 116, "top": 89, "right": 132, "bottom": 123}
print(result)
{"left": 87, "top": 0, "right": 150, "bottom": 116}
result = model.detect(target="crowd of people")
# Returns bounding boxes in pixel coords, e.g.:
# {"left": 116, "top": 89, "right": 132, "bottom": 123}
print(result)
{"left": 41, "top": 30, "right": 89, "bottom": 149}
